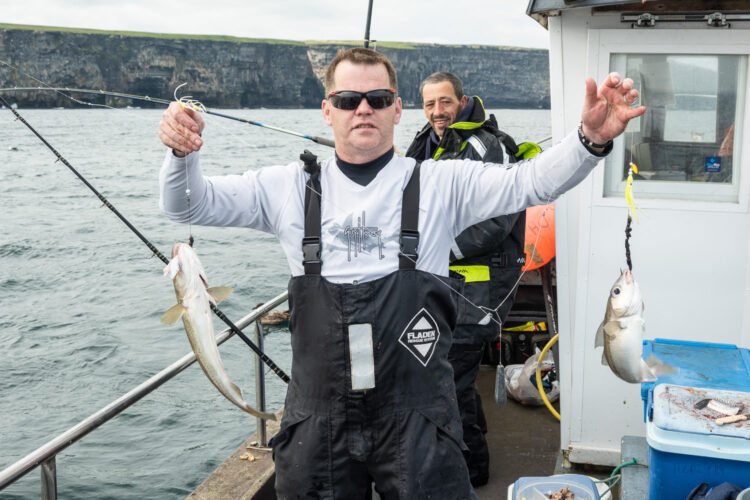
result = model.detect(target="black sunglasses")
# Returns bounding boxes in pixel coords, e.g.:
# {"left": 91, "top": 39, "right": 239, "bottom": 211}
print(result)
{"left": 328, "top": 88, "right": 396, "bottom": 110}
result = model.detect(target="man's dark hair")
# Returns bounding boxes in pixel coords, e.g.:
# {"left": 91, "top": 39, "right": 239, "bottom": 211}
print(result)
{"left": 419, "top": 72, "right": 464, "bottom": 100}
{"left": 324, "top": 48, "right": 398, "bottom": 94}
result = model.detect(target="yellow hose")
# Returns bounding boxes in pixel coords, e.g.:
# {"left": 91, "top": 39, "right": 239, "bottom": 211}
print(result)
{"left": 535, "top": 333, "right": 560, "bottom": 421}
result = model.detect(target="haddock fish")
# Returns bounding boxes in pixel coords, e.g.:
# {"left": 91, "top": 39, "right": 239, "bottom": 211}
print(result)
{"left": 595, "top": 269, "right": 675, "bottom": 383}
{"left": 161, "top": 242, "right": 276, "bottom": 420}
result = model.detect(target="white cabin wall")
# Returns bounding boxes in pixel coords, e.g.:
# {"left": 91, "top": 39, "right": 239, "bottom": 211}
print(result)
{"left": 550, "top": 8, "right": 623, "bottom": 464}
{"left": 545, "top": 13, "right": 577, "bottom": 455}
{"left": 547, "top": 10, "right": 595, "bottom": 455}
{"left": 550, "top": 8, "right": 750, "bottom": 466}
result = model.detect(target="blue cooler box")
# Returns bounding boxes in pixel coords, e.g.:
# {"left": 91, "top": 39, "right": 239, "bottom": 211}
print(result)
{"left": 641, "top": 339, "right": 750, "bottom": 500}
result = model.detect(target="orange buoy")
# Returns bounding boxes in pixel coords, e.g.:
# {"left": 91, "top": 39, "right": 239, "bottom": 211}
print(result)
{"left": 523, "top": 203, "right": 555, "bottom": 271}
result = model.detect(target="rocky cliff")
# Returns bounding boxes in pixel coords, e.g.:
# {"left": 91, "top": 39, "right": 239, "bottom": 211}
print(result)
{"left": 0, "top": 26, "right": 549, "bottom": 109}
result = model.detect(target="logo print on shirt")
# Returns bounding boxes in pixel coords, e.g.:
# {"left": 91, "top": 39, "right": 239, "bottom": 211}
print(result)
{"left": 343, "top": 211, "right": 384, "bottom": 261}
{"left": 399, "top": 308, "right": 440, "bottom": 367}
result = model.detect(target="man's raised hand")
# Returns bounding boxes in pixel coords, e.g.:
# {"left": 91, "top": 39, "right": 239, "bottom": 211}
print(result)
{"left": 581, "top": 72, "right": 646, "bottom": 146}
{"left": 158, "top": 101, "right": 205, "bottom": 157}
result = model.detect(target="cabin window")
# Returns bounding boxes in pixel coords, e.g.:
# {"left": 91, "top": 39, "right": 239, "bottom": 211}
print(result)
{"left": 604, "top": 53, "right": 745, "bottom": 203}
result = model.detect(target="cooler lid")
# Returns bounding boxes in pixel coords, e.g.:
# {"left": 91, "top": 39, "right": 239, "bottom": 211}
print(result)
{"left": 641, "top": 339, "right": 750, "bottom": 403}
{"left": 652, "top": 384, "right": 750, "bottom": 439}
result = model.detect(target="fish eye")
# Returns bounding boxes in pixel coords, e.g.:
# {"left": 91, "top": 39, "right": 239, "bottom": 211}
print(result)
{"left": 612, "top": 287, "right": 621, "bottom": 296}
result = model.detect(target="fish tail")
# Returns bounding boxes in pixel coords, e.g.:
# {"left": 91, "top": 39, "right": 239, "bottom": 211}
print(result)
{"left": 230, "top": 382, "right": 277, "bottom": 421}
{"left": 645, "top": 353, "right": 678, "bottom": 377}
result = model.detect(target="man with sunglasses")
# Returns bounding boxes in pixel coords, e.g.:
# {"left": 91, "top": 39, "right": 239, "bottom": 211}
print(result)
{"left": 405, "top": 71, "right": 530, "bottom": 488}
{"left": 157, "top": 47, "right": 644, "bottom": 499}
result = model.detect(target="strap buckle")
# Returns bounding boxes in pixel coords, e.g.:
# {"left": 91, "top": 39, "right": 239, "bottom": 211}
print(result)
{"left": 491, "top": 254, "right": 508, "bottom": 267}
{"left": 399, "top": 230, "right": 419, "bottom": 260}
{"left": 302, "top": 236, "right": 321, "bottom": 264}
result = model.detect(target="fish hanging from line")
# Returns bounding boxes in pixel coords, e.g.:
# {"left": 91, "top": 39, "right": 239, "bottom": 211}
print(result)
{"left": 161, "top": 242, "right": 276, "bottom": 420}
{"left": 595, "top": 269, "right": 676, "bottom": 383}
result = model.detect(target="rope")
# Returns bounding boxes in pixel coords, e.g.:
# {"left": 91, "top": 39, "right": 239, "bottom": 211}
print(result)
{"left": 535, "top": 334, "right": 561, "bottom": 421}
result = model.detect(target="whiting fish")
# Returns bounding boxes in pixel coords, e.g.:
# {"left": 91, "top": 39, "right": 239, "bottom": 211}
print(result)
{"left": 161, "top": 242, "right": 276, "bottom": 420}
{"left": 595, "top": 269, "right": 676, "bottom": 383}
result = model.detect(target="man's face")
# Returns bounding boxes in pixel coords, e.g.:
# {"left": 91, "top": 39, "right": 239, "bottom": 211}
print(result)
{"left": 421, "top": 81, "right": 468, "bottom": 139}
{"left": 322, "top": 60, "right": 402, "bottom": 163}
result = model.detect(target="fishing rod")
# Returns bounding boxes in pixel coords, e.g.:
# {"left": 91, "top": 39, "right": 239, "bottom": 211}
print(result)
{"left": 363, "top": 0, "right": 374, "bottom": 48}
{"left": 0, "top": 94, "right": 291, "bottom": 384}
{"left": 0, "top": 86, "right": 335, "bottom": 148}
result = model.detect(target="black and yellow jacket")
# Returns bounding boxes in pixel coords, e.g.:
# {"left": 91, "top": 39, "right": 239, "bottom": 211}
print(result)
{"left": 406, "top": 96, "right": 538, "bottom": 343}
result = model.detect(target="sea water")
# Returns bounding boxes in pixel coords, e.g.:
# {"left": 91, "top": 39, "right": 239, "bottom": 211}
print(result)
{"left": 0, "top": 107, "right": 550, "bottom": 499}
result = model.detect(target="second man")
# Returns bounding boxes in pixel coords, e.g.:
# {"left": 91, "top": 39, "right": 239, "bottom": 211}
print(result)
{"left": 406, "top": 71, "right": 529, "bottom": 487}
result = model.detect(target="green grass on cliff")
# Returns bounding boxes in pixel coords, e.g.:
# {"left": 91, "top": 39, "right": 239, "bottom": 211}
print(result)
{"left": 304, "top": 40, "right": 421, "bottom": 49}
{"left": 303, "top": 40, "right": 545, "bottom": 51}
{"left": 0, "top": 23, "right": 306, "bottom": 45}
{"left": 0, "top": 23, "right": 545, "bottom": 51}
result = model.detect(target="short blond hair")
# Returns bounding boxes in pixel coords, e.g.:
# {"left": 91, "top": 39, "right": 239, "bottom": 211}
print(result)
{"left": 324, "top": 48, "right": 398, "bottom": 94}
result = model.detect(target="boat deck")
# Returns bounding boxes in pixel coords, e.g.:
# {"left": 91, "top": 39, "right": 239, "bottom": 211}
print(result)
{"left": 188, "top": 366, "right": 565, "bottom": 499}
{"left": 474, "top": 365, "right": 562, "bottom": 498}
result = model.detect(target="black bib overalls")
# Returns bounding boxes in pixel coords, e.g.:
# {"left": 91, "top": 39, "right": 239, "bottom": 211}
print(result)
{"left": 271, "top": 156, "right": 476, "bottom": 499}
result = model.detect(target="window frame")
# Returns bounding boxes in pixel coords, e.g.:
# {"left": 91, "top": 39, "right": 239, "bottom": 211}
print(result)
{"left": 587, "top": 29, "right": 750, "bottom": 212}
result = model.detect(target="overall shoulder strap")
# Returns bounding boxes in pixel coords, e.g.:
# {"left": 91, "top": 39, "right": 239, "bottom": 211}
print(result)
{"left": 300, "top": 150, "right": 322, "bottom": 275}
{"left": 399, "top": 161, "right": 421, "bottom": 270}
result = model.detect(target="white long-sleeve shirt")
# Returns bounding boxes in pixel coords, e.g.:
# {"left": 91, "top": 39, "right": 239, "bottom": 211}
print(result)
{"left": 160, "top": 131, "right": 601, "bottom": 283}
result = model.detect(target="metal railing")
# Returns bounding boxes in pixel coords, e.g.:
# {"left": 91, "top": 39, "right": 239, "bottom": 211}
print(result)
{"left": 0, "top": 291, "right": 289, "bottom": 499}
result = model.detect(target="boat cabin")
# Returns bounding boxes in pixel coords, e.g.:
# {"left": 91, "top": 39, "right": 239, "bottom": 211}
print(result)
{"left": 525, "top": 0, "right": 750, "bottom": 466}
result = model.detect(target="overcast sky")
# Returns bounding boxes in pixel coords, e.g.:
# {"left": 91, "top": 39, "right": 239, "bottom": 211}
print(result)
{"left": 2, "top": 0, "right": 549, "bottom": 49}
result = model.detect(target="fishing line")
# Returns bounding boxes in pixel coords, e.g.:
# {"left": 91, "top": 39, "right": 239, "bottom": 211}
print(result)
{"left": 624, "top": 126, "right": 639, "bottom": 271}
{"left": 173, "top": 83, "right": 199, "bottom": 247}
{"left": 0, "top": 56, "right": 550, "bottom": 309}
{"left": 184, "top": 160, "right": 194, "bottom": 247}
{"left": 625, "top": 215, "right": 633, "bottom": 271}
{"left": 0, "top": 59, "right": 271, "bottom": 158}
{"left": 300, "top": 154, "right": 557, "bottom": 330}
{"left": 213, "top": 134, "right": 580, "bottom": 331}
{"left": 0, "top": 62, "right": 300, "bottom": 250}
{"left": 0, "top": 59, "right": 336, "bottom": 148}
{"left": 400, "top": 183, "right": 557, "bottom": 330}
{"left": 300, "top": 184, "right": 498, "bottom": 324}
{"left": 169, "top": 83, "right": 268, "bottom": 157}
{"left": 483, "top": 107, "right": 643, "bottom": 326}
{"left": 2, "top": 53, "right": 635, "bottom": 333}
{"left": 536, "top": 136, "right": 552, "bottom": 146}
{"left": 0, "top": 95, "right": 290, "bottom": 384}
{"left": 316, "top": 89, "right": 641, "bottom": 338}
{"left": 400, "top": 149, "right": 559, "bottom": 330}
{"left": 397, "top": 128, "right": 629, "bottom": 330}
